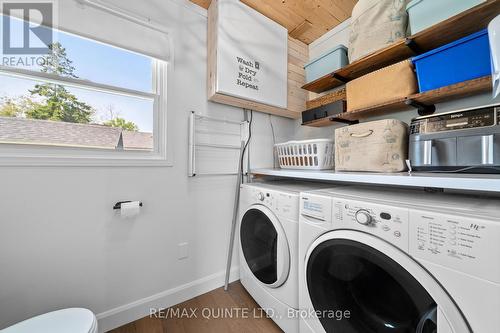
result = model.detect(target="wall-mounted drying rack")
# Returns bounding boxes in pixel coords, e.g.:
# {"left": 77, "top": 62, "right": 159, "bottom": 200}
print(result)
{"left": 188, "top": 111, "right": 248, "bottom": 177}
{"left": 188, "top": 111, "right": 248, "bottom": 291}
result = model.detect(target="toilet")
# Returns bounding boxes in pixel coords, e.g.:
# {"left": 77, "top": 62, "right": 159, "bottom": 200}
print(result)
{"left": 2, "top": 308, "right": 97, "bottom": 333}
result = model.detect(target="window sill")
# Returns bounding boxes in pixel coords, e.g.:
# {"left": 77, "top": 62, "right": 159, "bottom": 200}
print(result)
{"left": 0, "top": 138, "right": 173, "bottom": 167}
{"left": 0, "top": 156, "right": 173, "bottom": 167}
{"left": 0, "top": 148, "right": 173, "bottom": 167}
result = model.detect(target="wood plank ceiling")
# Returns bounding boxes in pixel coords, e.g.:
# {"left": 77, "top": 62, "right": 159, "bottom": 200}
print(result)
{"left": 190, "top": 0, "right": 357, "bottom": 44}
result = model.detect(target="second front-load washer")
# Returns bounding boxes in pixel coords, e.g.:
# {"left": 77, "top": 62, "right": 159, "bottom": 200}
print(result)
{"left": 239, "top": 181, "right": 333, "bottom": 333}
{"left": 298, "top": 186, "right": 500, "bottom": 333}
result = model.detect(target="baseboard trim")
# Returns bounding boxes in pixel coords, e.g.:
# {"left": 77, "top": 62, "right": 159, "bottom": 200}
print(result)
{"left": 96, "top": 267, "right": 240, "bottom": 333}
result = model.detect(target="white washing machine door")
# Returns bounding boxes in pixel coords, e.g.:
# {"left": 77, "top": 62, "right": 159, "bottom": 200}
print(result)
{"left": 240, "top": 205, "right": 290, "bottom": 288}
{"left": 304, "top": 230, "right": 470, "bottom": 333}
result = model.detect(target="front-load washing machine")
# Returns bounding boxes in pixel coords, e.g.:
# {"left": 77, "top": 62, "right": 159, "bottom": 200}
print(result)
{"left": 298, "top": 186, "right": 500, "bottom": 333}
{"left": 239, "top": 181, "right": 333, "bottom": 333}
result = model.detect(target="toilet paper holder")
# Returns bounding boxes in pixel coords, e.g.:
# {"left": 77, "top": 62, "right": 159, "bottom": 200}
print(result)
{"left": 113, "top": 201, "right": 143, "bottom": 210}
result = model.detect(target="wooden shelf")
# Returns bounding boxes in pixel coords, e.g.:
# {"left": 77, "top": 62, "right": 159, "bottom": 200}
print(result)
{"left": 301, "top": 0, "right": 500, "bottom": 94}
{"left": 302, "top": 76, "right": 492, "bottom": 127}
{"left": 306, "top": 88, "right": 346, "bottom": 110}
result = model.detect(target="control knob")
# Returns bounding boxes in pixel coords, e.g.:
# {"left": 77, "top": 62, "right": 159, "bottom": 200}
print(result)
{"left": 355, "top": 209, "right": 373, "bottom": 226}
{"left": 257, "top": 192, "right": 265, "bottom": 201}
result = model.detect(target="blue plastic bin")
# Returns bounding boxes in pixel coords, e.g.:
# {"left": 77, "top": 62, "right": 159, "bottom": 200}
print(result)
{"left": 412, "top": 29, "right": 491, "bottom": 93}
{"left": 304, "top": 45, "right": 348, "bottom": 83}
{"left": 406, "top": 0, "right": 485, "bottom": 35}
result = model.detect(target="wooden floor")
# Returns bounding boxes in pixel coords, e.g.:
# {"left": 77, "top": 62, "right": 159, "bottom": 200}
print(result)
{"left": 108, "top": 281, "right": 283, "bottom": 333}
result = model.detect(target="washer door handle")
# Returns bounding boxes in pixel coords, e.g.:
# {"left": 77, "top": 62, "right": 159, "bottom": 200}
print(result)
{"left": 275, "top": 233, "right": 290, "bottom": 288}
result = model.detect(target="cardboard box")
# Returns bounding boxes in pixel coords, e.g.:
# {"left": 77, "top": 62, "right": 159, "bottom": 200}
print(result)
{"left": 346, "top": 60, "right": 418, "bottom": 112}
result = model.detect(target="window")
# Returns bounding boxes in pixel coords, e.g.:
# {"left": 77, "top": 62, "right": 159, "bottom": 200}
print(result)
{"left": 0, "top": 15, "right": 169, "bottom": 165}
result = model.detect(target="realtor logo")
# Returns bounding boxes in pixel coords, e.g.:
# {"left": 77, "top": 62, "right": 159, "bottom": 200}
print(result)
{"left": 1, "top": 1, "right": 54, "bottom": 54}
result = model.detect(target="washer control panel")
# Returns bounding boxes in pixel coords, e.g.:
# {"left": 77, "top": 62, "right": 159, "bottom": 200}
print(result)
{"left": 247, "top": 187, "right": 298, "bottom": 220}
{"left": 334, "top": 198, "right": 409, "bottom": 251}
{"left": 409, "top": 210, "right": 500, "bottom": 283}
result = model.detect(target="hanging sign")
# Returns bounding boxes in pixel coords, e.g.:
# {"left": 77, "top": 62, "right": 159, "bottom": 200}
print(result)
{"left": 211, "top": 0, "right": 288, "bottom": 109}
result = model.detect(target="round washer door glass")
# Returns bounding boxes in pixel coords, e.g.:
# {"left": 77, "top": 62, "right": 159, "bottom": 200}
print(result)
{"left": 307, "top": 239, "right": 438, "bottom": 333}
{"left": 240, "top": 207, "right": 289, "bottom": 286}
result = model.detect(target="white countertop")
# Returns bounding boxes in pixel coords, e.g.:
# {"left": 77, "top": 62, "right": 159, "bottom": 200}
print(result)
{"left": 250, "top": 168, "right": 500, "bottom": 193}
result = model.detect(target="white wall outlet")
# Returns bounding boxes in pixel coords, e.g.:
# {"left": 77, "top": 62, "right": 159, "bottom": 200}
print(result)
{"left": 178, "top": 242, "right": 189, "bottom": 260}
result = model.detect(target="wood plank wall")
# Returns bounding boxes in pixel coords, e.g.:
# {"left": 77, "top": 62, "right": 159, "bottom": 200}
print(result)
{"left": 287, "top": 36, "right": 308, "bottom": 116}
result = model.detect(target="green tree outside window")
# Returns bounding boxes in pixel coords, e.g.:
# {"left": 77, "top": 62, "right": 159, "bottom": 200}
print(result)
{"left": 0, "top": 42, "right": 139, "bottom": 131}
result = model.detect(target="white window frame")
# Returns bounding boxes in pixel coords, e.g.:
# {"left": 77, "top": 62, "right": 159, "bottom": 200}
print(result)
{"left": 0, "top": 58, "right": 172, "bottom": 167}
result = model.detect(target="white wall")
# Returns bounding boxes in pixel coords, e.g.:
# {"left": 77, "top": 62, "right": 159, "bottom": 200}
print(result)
{"left": 0, "top": 0, "right": 295, "bottom": 331}
{"left": 296, "top": 19, "right": 500, "bottom": 140}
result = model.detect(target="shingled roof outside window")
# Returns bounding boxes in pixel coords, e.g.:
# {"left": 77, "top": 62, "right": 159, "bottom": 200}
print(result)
{"left": 0, "top": 117, "right": 153, "bottom": 151}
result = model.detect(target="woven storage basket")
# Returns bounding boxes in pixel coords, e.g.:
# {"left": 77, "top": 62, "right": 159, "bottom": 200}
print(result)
{"left": 335, "top": 119, "right": 408, "bottom": 172}
{"left": 275, "top": 139, "right": 334, "bottom": 170}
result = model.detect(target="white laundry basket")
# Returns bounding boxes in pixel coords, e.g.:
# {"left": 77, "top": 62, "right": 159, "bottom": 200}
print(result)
{"left": 275, "top": 139, "right": 335, "bottom": 170}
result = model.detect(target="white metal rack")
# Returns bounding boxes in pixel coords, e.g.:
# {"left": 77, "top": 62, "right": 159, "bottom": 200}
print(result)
{"left": 188, "top": 111, "right": 251, "bottom": 290}
{"left": 188, "top": 111, "right": 247, "bottom": 177}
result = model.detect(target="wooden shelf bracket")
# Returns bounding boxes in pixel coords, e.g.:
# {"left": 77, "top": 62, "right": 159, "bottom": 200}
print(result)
{"left": 332, "top": 73, "right": 349, "bottom": 83}
{"left": 405, "top": 99, "right": 436, "bottom": 116}
{"left": 404, "top": 38, "right": 422, "bottom": 55}
{"left": 331, "top": 117, "right": 359, "bottom": 125}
